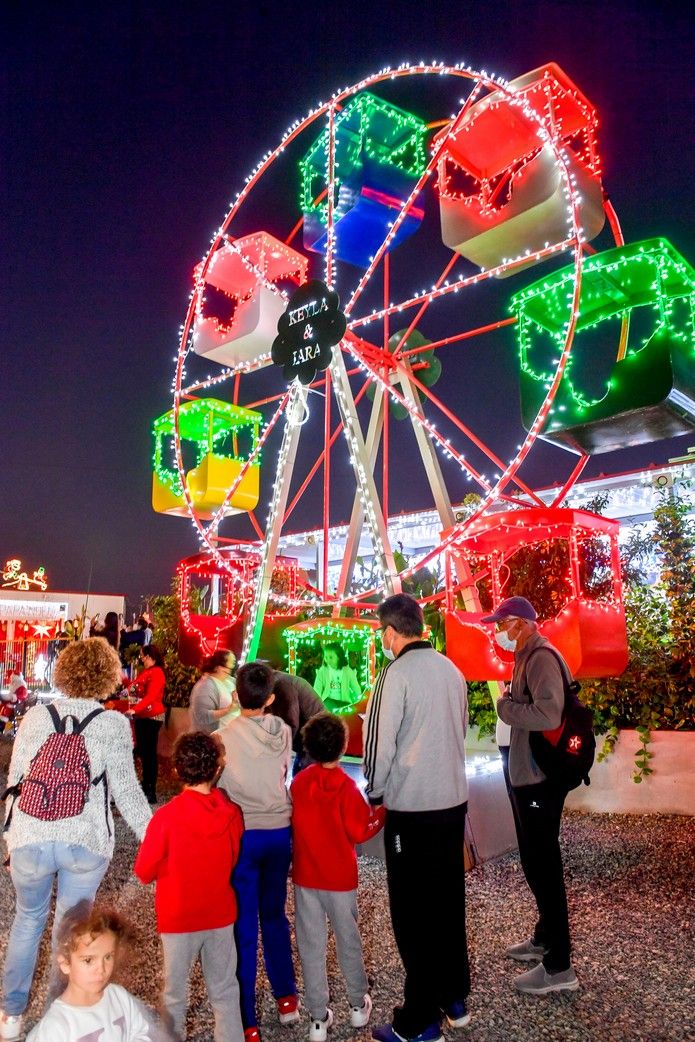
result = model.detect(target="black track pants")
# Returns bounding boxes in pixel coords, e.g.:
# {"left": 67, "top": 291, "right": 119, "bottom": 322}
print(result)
{"left": 508, "top": 779, "right": 571, "bottom": 972}
{"left": 384, "top": 802, "right": 470, "bottom": 1037}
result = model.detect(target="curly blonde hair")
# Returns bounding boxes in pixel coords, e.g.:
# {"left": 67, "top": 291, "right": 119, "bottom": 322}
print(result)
{"left": 54, "top": 637, "right": 122, "bottom": 700}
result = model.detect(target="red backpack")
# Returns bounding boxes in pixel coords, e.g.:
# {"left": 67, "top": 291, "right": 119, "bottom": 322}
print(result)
{"left": 17, "top": 704, "right": 105, "bottom": 821}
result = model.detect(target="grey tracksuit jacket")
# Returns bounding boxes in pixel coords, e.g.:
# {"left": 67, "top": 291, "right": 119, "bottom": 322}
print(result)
{"left": 363, "top": 641, "right": 468, "bottom": 811}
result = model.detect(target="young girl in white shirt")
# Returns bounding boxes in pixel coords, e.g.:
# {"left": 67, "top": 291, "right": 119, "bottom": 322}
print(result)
{"left": 26, "top": 908, "right": 155, "bottom": 1042}
{"left": 313, "top": 643, "right": 362, "bottom": 713}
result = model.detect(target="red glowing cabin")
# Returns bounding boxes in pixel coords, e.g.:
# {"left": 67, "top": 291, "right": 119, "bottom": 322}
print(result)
{"left": 444, "top": 508, "right": 628, "bottom": 680}
{"left": 436, "top": 63, "right": 605, "bottom": 275}
{"left": 192, "top": 232, "right": 308, "bottom": 368}
{"left": 177, "top": 550, "right": 300, "bottom": 663}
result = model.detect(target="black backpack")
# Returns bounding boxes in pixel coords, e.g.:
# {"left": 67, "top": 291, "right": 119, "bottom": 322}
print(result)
{"left": 524, "top": 647, "right": 596, "bottom": 791}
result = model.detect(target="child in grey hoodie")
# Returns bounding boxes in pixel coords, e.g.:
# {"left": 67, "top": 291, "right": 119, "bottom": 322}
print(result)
{"left": 216, "top": 663, "right": 299, "bottom": 1042}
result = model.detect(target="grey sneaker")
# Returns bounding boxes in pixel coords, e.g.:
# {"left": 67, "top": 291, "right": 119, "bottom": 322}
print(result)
{"left": 504, "top": 938, "right": 548, "bottom": 962}
{"left": 514, "top": 963, "right": 579, "bottom": 994}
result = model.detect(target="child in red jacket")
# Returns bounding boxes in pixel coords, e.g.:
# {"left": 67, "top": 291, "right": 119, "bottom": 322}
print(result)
{"left": 291, "top": 713, "right": 385, "bottom": 1042}
{"left": 134, "top": 732, "right": 244, "bottom": 1042}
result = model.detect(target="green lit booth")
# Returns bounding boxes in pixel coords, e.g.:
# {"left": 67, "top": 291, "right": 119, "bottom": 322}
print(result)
{"left": 283, "top": 617, "right": 380, "bottom": 757}
{"left": 514, "top": 238, "right": 695, "bottom": 454}
{"left": 152, "top": 398, "right": 262, "bottom": 519}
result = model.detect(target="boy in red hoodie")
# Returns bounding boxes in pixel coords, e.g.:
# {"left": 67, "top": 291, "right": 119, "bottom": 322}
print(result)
{"left": 291, "top": 713, "right": 385, "bottom": 1042}
{"left": 134, "top": 731, "right": 244, "bottom": 1042}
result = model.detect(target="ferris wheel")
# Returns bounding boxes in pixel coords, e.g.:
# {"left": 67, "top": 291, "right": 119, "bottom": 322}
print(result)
{"left": 155, "top": 61, "right": 695, "bottom": 665}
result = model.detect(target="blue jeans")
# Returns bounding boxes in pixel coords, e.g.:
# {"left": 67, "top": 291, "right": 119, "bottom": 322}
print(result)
{"left": 2, "top": 841, "right": 109, "bottom": 1015}
{"left": 232, "top": 827, "right": 295, "bottom": 1028}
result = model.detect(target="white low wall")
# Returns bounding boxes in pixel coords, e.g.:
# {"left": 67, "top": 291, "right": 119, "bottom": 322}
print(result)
{"left": 566, "top": 730, "right": 695, "bottom": 815}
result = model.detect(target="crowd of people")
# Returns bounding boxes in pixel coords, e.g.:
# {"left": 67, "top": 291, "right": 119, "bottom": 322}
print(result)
{"left": 0, "top": 592, "right": 579, "bottom": 1042}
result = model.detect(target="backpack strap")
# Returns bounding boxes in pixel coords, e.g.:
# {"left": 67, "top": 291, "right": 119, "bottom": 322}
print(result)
{"left": 46, "top": 702, "right": 64, "bottom": 732}
{"left": 523, "top": 646, "right": 578, "bottom": 713}
{"left": 46, "top": 704, "right": 103, "bottom": 735}
{"left": 91, "top": 769, "right": 111, "bottom": 838}
{"left": 75, "top": 707, "right": 105, "bottom": 734}
{"left": 1, "top": 783, "right": 22, "bottom": 832}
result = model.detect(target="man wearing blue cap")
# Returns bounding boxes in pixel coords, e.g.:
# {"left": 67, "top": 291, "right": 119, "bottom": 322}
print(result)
{"left": 481, "top": 596, "right": 578, "bottom": 995}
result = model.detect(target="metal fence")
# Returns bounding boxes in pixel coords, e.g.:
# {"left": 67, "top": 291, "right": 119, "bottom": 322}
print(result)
{"left": 0, "top": 637, "right": 70, "bottom": 693}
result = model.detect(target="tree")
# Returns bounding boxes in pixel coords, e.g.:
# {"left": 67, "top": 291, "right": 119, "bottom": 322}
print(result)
{"left": 149, "top": 581, "right": 199, "bottom": 709}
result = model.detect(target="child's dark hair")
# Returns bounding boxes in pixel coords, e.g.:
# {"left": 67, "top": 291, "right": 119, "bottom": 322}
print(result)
{"left": 323, "top": 642, "right": 347, "bottom": 669}
{"left": 56, "top": 904, "right": 136, "bottom": 971}
{"left": 302, "top": 712, "right": 348, "bottom": 763}
{"left": 236, "top": 662, "right": 274, "bottom": 709}
{"left": 173, "top": 731, "right": 222, "bottom": 784}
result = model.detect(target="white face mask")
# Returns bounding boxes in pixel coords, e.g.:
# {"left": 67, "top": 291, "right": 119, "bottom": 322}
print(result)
{"left": 495, "top": 629, "right": 517, "bottom": 653}
{"left": 381, "top": 634, "right": 396, "bottom": 661}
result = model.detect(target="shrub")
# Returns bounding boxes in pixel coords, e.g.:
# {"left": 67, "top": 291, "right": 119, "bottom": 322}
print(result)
{"left": 581, "top": 487, "right": 695, "bottom": 780}
{"left": 149, "top": 583, "right": 199, "bottom": 710}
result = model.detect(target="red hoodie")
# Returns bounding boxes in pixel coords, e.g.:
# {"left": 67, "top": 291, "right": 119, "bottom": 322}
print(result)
{"left": 291, "top": 764, "right": 385, "bottom": 891}
{"left": 134, "top": 787, "right": 243, "bottom": 932}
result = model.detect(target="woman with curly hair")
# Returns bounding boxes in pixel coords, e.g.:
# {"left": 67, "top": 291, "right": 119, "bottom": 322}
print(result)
{"left": 0, "top": 638, "right": 152, "bottom": 1042}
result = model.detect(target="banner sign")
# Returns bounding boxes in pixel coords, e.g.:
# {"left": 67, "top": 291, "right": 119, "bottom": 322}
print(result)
{"left": 272, "top": 279, "right": 347, "bottom": 385}
{"left": 0, "top": 599, "right": 68, "bottom": 622}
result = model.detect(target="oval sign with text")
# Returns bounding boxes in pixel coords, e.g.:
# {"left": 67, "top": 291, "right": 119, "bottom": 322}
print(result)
{"left": 272, "top": 279, "right": 347, "bottom": 385}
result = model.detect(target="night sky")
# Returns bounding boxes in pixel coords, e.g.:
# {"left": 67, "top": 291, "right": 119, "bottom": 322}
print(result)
{"left": 2, "top": 0, "right": 692, "bottom": 611}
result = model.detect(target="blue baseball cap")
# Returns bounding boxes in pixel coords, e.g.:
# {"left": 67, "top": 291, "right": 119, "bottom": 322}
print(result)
{"left": 480, "top": 596, "right": 537, "bottom": 624}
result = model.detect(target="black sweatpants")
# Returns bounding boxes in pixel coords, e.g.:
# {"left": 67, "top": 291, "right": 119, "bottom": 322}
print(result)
{"left": 384, "top": 802, "right": 470, "bottom": 1037}
{"left": 133, "top": 718, "right": 162, "bottom": 802}
{"left": 507, "top": 777, "right": 571, "bottom": 972}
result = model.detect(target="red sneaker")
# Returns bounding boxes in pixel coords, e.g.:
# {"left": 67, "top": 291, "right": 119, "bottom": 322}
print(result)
{"left": 277, "top": 995, "right": 301, "bottom": 1025}
{"left": 244, "top": 1028, "right": 261, "bottom": 1042}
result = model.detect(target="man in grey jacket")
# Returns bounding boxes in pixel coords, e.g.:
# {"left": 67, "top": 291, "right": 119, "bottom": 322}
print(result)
{"left": 482, "top": 596, "right": 579, "bottom": 996}
{"left": 364, "top": 594, "right": 470, "bottom": 1042}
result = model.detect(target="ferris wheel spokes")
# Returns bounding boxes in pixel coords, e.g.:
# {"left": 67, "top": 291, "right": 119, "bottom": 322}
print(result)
{"left": 242, "top": 382, "right": 309, "bottom": 662}
{"left": 173, "top": 62, "right": 597, "bottom": 631}
{"left": 332, "top": 381, "right": 386, "bottom": 611}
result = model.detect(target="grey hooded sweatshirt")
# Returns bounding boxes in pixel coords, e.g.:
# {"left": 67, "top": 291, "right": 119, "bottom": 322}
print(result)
{"left": 217, "top": 713, "right": 292, "bottom": 829}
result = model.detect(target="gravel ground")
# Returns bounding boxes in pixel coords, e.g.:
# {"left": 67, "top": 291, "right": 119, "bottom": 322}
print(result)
{"left": 1, "top": 744, "right": 694, "bottom": 1042}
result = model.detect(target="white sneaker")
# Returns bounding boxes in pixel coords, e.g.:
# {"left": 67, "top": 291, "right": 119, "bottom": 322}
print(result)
{"left": 309, "top": 1008, "right": 334, "bottom": 1042}
{"left": 350, "top": 994, "right": 373, "bottom": 1028}
{"left": 0, "top": 1013, "right": 23, "bottom": 1042}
